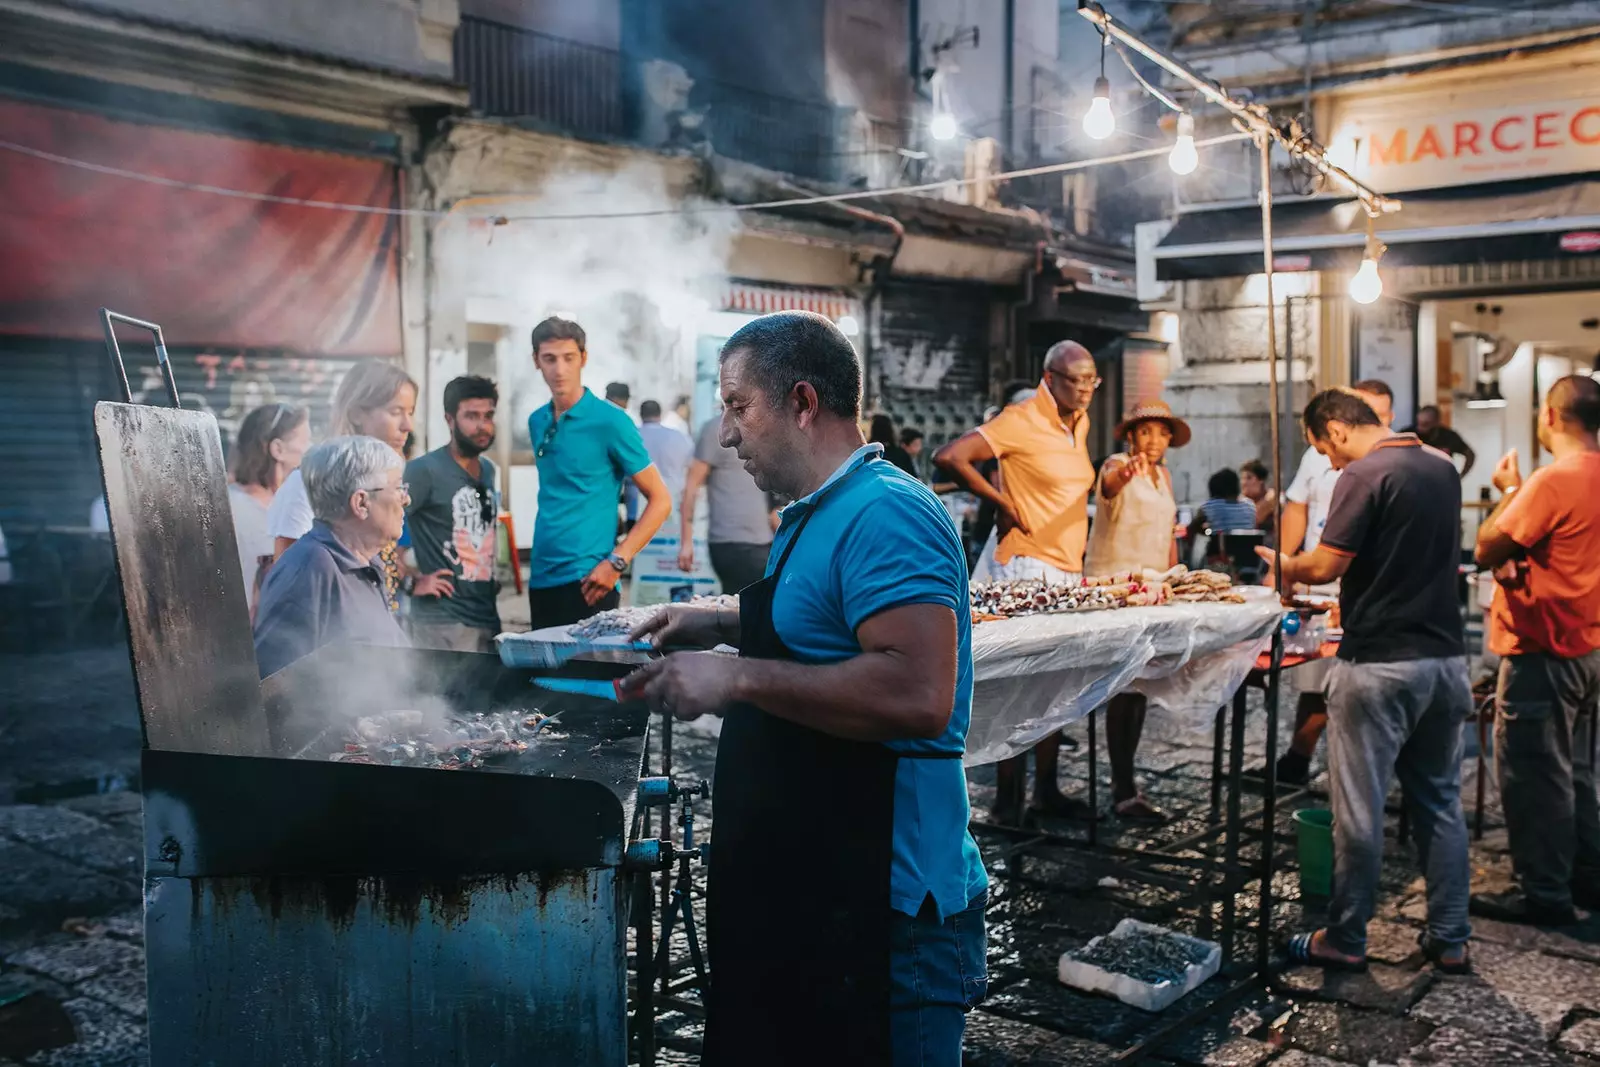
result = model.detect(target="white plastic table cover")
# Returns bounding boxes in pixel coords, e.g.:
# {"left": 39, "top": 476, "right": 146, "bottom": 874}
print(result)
{"left": 965, "top": 591, "right": 1284, "bottom": 766}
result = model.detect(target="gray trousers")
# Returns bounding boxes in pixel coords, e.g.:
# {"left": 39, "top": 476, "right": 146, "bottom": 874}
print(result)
{"left": 408, "top": 620, "right": 497, "bottom": 654}
{"left": 1325, "top": 656, "right": 1473, "bottom": 954}
{"left": 1495, "top": 650, "right": 1600, "bottom": 911}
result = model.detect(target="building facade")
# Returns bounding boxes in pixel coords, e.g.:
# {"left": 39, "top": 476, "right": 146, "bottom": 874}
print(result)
{"left": 1135, "top": 0, "right": 1600, "bottom": 507}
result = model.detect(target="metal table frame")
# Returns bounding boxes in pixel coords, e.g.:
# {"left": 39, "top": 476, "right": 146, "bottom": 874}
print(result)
{"left": 970, "top": 632, "right": 1300, "bottom": 1063}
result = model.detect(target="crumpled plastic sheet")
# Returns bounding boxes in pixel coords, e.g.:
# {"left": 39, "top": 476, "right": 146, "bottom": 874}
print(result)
{"left": 965, "top": 592, "right": 1283, "bottom": 766}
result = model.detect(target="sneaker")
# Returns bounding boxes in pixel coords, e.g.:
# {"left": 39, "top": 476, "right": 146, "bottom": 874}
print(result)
{"left": 1470, "top": 888, "right": 1578, "bottom": 927}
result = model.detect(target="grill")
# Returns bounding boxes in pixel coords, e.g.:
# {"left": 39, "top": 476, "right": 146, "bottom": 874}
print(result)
{"left": 92, "top": 314, "right": 649, "bottom": 1066}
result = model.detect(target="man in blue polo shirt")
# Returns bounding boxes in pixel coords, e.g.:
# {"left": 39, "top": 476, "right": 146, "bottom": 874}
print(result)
{"left": 525, "top": 316, "right": 671, "bottom": 630}
{"left": 629, "top": 311, "right": 986, "bottom": 1067}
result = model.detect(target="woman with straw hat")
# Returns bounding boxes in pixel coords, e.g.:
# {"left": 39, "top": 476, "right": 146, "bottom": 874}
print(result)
{"left": 1086, "top": 398, "right": 1191, "bottom": 821}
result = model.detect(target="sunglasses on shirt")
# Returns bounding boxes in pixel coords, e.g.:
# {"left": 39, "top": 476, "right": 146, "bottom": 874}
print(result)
{"left": 536, "top": 415, "right": 560, "bottom": 460}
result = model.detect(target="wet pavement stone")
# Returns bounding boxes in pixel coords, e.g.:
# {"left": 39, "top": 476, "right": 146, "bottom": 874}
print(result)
{"left": 23, "top": 996, "right": 146, "bottom": 1067}
{"left": 1268, "top": 1051, "right": 1361, "bottom": 1067}
{"left": 31, "top": 831, "right": 142, "bottom": 881}
{"left": 0, "top": 807, "right": 106, "bottom": 847}
{"left": 1398, "top": 1023, "right": 1572, "bottom": 1066}
{"left": 55, "top": 793, "right": 141, "bottom": 820}
{"left": 8, "top": 936, "right": 143, "bottom": 986}
{"left": 1275, "top": 962, "right": 1436, "bottom": 1013}
{"left": 1364, "top": 920, "right": 1425, "bottom": 966}
{"left": 0, "top": 840, "right": 137, "bottom": 924}
{"left": 1278, "top": 1000, "right": 1434, "bottom": 1064}
{"left": 1409, "top": 973, "right": 1571, "bottom": 1042}
{"left": 1558, "top": 1017, "right": 1600, "bottom": 1058}
{"left": 75, "top": 967, "right": 146, "bottom": 1020}
{"left": 962, "top": 1012, "right": 1119, "bottom": 1065}
{"left": 1152, "top": 1028, "right": 1276, "bottom": 1067}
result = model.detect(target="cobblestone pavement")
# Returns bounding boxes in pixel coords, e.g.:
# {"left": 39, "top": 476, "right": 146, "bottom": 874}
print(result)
{"left": 7, "top": 643, "right": 1600, "bottom": 1065}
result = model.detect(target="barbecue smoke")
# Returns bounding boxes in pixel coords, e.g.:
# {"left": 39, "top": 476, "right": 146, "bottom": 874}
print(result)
{"left": 436, "top": 161, "right": 738, "bottom": 442}
{"left": 267, "top": 646, "right": 459, "bottom": 757}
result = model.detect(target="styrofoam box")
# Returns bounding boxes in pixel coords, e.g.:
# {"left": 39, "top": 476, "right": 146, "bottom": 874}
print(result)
{"left": 1057, "top": 918, "right": 1221, "bottom": 1013}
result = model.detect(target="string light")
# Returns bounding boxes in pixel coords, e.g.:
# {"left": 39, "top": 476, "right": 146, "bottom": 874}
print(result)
{"left": 1083, "top": 35, "right": 1115, "bottom": 140}
{"left": 1168, "top": 112, "right": 1198, "bottom": 175}
{"left": 930, "top": 113, "right": 958, "bottom": 141}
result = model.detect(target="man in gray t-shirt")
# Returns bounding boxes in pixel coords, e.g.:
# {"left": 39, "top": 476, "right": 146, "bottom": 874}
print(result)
{"left": 404, "top": 377, "right": 502, "bottom": 652}
{"left": 678, "top": 415, "right": 775, "bottom": 594}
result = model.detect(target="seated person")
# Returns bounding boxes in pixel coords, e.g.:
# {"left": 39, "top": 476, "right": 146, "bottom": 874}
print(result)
{"left": 253, "top": 435, "right": 410, "bottom": 678}
{"left": 1193, "top": 467, "right": 1262, "bottom": 572}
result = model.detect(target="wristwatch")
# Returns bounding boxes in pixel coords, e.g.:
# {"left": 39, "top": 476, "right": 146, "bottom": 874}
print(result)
{"left": 606, "top": 552, "right": 629, "bottom": 574}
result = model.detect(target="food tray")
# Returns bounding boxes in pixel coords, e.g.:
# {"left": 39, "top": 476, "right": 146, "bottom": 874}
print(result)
{"left": 495, "top": 626, "right": 651, "bottom": 669}
{"left": 1057, "top": 919, "right": 1221, "bottom": 1013}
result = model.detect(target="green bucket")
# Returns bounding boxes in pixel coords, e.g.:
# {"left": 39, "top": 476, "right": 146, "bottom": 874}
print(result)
{"left": 1293, "top": 808, "right": 1334, "bottom": 898}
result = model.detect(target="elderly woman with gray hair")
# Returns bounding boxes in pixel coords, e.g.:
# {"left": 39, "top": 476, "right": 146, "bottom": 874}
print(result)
{"left": 253, "top": 436, "right": 411, "bottom": 678}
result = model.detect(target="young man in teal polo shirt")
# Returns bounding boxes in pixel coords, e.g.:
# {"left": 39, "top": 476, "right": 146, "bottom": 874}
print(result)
{"left": 629, "top": 311, "right": 986, "bottom": 1067}
{"left": 525, "top": 317, "right": 671, "bottom": 630}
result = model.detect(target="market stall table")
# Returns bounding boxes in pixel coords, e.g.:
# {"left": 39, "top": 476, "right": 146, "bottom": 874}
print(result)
{"left": 966, "top": 591, "right": 1283, "bottom": 765}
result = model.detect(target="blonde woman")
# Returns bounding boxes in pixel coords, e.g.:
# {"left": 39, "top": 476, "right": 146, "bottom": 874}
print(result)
{"left": 267, "top": 360, "right": 449, "bottom": 608}
{"left": 229, "top": 402, "right": 310, "bottom": 613}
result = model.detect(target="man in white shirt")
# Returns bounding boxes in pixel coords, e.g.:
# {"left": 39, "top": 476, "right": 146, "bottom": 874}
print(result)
{"left": 1265, "top": 379, "right": 1394, "bottom": 785}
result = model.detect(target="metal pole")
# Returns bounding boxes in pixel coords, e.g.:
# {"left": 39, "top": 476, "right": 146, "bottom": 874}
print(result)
{"left": 1074, "top": 1, "right": 1397, "bottom": 218}
{"left": 1256, "top": 131, "right": 1284, "bottom": 979}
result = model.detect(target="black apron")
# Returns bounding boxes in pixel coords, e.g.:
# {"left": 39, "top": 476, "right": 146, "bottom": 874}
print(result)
{"left": 702, "top": 459, "right": 962, "bottom": 1067}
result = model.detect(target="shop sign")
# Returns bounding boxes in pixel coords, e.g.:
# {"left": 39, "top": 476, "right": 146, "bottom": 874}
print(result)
{"left": 1331, "top": 98, "right": 1600, "bottom": 191}
{"left": 1560, "top": 231, "right": 1600, "bottom": 254}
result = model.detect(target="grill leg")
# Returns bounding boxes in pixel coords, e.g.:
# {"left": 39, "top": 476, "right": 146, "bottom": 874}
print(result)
{"left": 634, "top": 870, "right": 656, "bottom": 1067}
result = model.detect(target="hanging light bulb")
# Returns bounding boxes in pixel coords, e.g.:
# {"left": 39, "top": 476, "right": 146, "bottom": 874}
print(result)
{"left": 1349, "top": 217, "right": 1386, "bottom": 305}
{"left": 1083, "top": 77, "right": 1115, "bottom": 140}
{"left": 1349, "top": 257, "right": 1383, "bottom": 304}
{"left": 1168, "top": 111, "right": 1198, "bottom": 175}
{"left": 930, "top": 112, "right": 958, "bottom": 141}
{"left": 1083, "top": 33, "right": 1114, "bottom": 141}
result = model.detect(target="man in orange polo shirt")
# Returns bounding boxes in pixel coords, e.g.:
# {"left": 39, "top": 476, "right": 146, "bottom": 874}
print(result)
{"left": 1472, "top": 375, "right": 1600, "bottom": 926}
{"left": 935, "top": 341, "right": 1100, "bottom": 824}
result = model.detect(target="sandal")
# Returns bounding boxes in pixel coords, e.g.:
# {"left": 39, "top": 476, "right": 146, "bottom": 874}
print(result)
{"left": 1284, "top": 930, "right": 1368, "bottom": 973}
{"left": 1113, "top": 795, "right": 1170, "bottom": 823}
{"left": 1419, "top": 933, "right": 1472, "bottom": 975}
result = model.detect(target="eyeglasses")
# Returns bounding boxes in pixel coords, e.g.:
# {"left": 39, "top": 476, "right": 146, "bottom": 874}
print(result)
{"left": 535, "top": 415, "right": 561, "bottom": 460}
{"left": 1048, "top": 369, "right": 1103, "bottom": 390}
{"left": 362, "top": 482, "right": 410, "bottom": 499}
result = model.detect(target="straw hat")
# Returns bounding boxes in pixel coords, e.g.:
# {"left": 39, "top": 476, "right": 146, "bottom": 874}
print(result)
{"left": 1114, "top": 398, "right": 1191, "bottom": 448}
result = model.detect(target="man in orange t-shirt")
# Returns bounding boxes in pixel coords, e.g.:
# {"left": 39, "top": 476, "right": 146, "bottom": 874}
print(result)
{"left": 935, "top": 341, "right": 1100, "bottom": 824}
{"left": 1473, "top": 375, "right": 1600, "bottom": 926}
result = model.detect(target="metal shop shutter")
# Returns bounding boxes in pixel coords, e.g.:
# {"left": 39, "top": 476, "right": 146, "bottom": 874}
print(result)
{"left": 876, "top": 282, "right": 993, "bottom": 397}
{"left": 0, "top": 338, "right": 113, "bottom": 527}
{"left": 0, "top": 339, "right": 362, "bottom": 528}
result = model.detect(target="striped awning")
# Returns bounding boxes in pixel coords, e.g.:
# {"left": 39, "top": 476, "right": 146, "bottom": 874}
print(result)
{"left": 722, "top": 281, "right": 861, "bottom": 322}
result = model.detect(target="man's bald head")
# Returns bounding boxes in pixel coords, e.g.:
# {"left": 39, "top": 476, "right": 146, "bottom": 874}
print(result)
{"left": 1043, "top": 340, "right": 1095, "bottom": 374}
{"left": 1041, "top": 340, "right": 1100, "bottom": 416}
{"left": 1549, "top": 374, "right": 1600, "bottom": 434}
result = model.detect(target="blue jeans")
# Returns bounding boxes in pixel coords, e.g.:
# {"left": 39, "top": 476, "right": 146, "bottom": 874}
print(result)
{"left": 1325, "top": 657, "right": 1472, "bottom": 955}
{"left": 889, "top": 892, "right": 988, "bottom": 1067}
